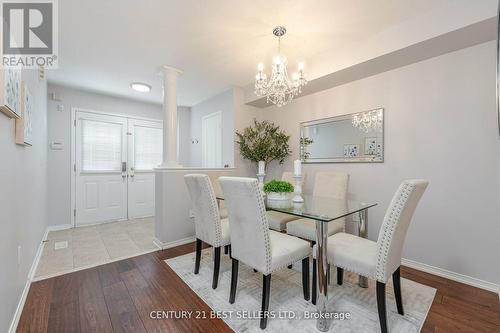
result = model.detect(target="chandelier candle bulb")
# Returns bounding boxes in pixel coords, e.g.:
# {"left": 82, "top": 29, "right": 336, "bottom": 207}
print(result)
{"left": 293, "top": 159, "right": 301, "bottom": 176}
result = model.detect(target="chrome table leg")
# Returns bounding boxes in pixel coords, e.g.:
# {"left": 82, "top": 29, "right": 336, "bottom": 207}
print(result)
{"left": 358, "top": 209, "right": 369, "bottom": 288}
{"left": 315, "top": 220, "right": 330, "bottom": 331}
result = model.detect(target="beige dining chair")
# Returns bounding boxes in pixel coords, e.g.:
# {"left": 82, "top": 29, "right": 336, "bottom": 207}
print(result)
{"left": 286, "top": 171, "right": 349, "bottom": 243}
{"left": 184, "top": 174, "right": 231, "bottom": 289}
{"left": 219, "top": 176, "right": 311, "bottom": 329}
{"left": 207, "top": 171, "right": 229, "bottom": 220}
{"left": 312, "top": 179, "right": 429, "bottom": 333}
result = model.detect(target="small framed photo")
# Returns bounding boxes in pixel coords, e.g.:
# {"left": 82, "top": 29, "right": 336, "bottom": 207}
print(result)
{"left": 343, "top": 144, "right": 359, "bottom": 157}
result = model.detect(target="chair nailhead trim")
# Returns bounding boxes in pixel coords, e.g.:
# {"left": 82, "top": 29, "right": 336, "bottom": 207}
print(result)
{"left": 375, "top": 182, "right": 415, "bottom": 282}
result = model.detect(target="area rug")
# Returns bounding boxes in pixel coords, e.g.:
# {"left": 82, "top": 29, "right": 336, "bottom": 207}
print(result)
{"left": 165, "top": 249, "right": 435, "bottom": 332}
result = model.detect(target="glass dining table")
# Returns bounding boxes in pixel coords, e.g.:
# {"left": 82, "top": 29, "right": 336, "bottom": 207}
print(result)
{"left": 216, "top": 193, "right": 377, "bottom": 332}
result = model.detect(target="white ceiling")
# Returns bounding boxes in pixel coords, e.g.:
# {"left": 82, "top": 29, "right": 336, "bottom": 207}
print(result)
{"left": 47, "top": 0, "right": 497, "bottom": 106}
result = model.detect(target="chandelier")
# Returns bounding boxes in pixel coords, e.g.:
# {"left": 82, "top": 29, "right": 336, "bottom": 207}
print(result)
{"left": 352, "top": 109, "right": 383, "bottom": 133}
{"left": 255, "top": 26, "right": 307, "bottom": 107}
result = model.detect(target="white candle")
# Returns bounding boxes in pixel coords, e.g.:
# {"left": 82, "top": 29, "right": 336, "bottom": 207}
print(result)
{"left": 258, "top": 161, "right": 265, "bottom": 174}
{"left": 294, "top": 159, "right": 301, "bottom": 176}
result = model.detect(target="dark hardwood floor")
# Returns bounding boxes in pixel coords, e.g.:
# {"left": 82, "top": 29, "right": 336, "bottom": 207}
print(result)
{"left": 17, "top": 242, "right": 500, "bottom": 333}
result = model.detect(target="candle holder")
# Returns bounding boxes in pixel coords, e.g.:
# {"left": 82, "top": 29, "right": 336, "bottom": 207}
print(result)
{"left": 292, "top": 174, "right": 304, "bottom": 203}
{"left": 257, "top": 172, "right": 266, "bottom": 194}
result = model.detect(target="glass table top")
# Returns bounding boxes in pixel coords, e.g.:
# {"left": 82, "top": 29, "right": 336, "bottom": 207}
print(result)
{"left": 216, "top": 193, "right": 377, "bottom": 222}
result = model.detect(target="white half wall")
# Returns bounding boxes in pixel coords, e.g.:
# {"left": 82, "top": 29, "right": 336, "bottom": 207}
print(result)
{"left": 0, "top": 70, "right": 48, "bottom": 332}
{"left": 256, "top": 41, "right": 500, "bottom": 286}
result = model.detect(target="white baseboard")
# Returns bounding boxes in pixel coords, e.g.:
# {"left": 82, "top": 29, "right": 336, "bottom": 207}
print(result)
{"left": 8, "top": 226, "right": 50, "bottom": 333}
{"left": 46, "top": 224, "right": 72, "bottom": 232}
{"left": 401, "top": 258, "right": 499, "bottom": 292}
{"left": 153, "top": 236, "right": 196, "bottom": 250}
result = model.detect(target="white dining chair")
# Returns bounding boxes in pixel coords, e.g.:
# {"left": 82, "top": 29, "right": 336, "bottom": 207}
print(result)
{"left": 287, "top": 172, "right": 349, "bottom": 243}
{"left": 267, "top": 171, "right": 305, "bottom": 231}
{"left": 219, "top": 176, "right": 312, "bottom": 329}
{"left": 184, "top": 174, "right": 231, "bottom": 289}
{"left": 312, "top": 179, "right": 429, "bottom": 333}
{"left": 207, "top": 172, "right": 229, "bottom": 220}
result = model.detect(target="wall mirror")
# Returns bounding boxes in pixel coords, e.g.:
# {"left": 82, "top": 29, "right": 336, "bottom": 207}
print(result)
{"left": 300, "top": 108, "right": 384, "bottom": 163}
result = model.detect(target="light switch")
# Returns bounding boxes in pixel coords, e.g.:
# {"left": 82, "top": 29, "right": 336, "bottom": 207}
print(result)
{"left": 50, "top": 142, "right": 64, "bottom": 150}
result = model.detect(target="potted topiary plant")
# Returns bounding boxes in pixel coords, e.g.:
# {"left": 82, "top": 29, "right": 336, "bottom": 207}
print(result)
{"left": 263, "top": 179, "right": 294, "bottom": 201}
{"left": 235, "top": 119, "right": 291, "bottom": 171}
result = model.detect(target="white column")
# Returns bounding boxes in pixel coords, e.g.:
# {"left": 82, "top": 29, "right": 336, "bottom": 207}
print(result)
{"left": 160, "top": 65, "right": 183, "bottom": 168}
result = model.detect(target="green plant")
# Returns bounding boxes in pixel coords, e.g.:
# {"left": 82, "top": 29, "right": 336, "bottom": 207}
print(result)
{"left": 263, "top": 180, "right": 294, "bottom": 193}
{"left": 235, "top": 119, "right": 291, "bottom": 166}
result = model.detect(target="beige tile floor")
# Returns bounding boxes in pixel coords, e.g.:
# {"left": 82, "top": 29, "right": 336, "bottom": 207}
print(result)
{"left": 35, "top": 217, "right": 158, "bottom": 280}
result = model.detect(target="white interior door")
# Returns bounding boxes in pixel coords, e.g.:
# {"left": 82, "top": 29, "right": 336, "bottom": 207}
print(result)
{"left": 202, "top": 111, "right": 222, "bottom": 167}
{"left": 75, "top": 112, "right": 128, "bottom": 225}
{"left": 127, "top": 119, "right": 163, "bottom": 219}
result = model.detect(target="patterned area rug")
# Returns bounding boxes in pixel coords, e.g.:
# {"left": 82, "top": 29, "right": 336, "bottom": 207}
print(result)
{"left": 165, "top": 249, "right": 435, "bottom": 332}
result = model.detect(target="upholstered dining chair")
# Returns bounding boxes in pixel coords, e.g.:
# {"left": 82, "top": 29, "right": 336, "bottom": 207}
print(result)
{"left": 287, "top": 171, "right": 349, "bottom": 243}
{"left": 311, "top": 179, "right": 429, "bottom": 333}
{"left": 267, "top": 171, "right": 306, "bottom": 231}
{"left": 219, "top": 176, "right": 312, "bottom": 329}
{"left": 184, "top": 174, "right": 231, "bottom": 289}
{"left": 207, "top": 172, "right": 229, "bottom": 219}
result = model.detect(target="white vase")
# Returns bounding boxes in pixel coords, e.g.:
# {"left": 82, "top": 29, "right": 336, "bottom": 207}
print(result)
{"left": 266, "top": 192, "right": 291, "bottom": 201}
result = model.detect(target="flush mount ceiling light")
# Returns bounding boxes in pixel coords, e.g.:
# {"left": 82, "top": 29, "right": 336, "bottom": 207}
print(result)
{"left": 130, "top": 82, "right": 152, "bottom": 93}
{"left": 255, "top": 26, "right": 307, "bottom": 107}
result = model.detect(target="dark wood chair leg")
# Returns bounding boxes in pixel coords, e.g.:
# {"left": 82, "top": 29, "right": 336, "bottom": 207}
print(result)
{"left": 287, "top": 264, "right": 293, "bottom": 269}
{"left": 212, "top": 247, "right": 221, "bottom": 289}
{"left": 376, "top": 281, "right": 388, "bottom": 333}
{"left": 327, "top": 264, "right": 331, "bottom": 285}
{"left": 312, "top": 258, "right": 317, "bottom": 305}
{"left": 224, "top": 245, "right": 229, "bottom": 255}
{"left": 260, "top": 274, "right": 272, "bottom": 329}
{"left": 393, "top": 266, "right": 404, "bottom": 315}
{"left": 229, "top": 259, "right": 239, "bottom": 303}
{"left": 302, "top": 257, "right": 310, "bottom": 300}
{"left": 337, "top": 267, "right": 344, "bottom": 285}
{"left": 194, "top": 238, "right": 202, "bottom": 274}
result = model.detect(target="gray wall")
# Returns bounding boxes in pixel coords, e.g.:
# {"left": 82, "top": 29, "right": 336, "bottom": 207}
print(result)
{"left": 177, "top": 106, "right": 191, "bottom": 166}
{"left": 0, "top": 70, "right": 48, "bottom": 332}
{"left": 188, "top": 89, "right": 234, "bottom": 167}
{"left": 46, "top": 84, "right": 165, "bottom": 226}
{"left": 258, "top": 41, "right": 500, "bottom": 285}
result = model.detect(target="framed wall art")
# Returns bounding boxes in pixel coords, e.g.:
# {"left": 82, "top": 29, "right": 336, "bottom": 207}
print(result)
{"left": 0, "top": 67, "right": 21, "bottom": 119}
{"left": 15, "top": 82, "right": 33, "bottom": 146}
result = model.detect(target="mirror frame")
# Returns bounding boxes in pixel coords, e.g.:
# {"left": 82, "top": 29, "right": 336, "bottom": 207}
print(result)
{"left": 299, "top": 108, "right": 384, "bottom": 164}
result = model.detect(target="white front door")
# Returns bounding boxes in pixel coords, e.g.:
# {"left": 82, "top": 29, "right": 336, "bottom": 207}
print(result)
{"left": 75, "top": 112, "right": 128, "bottom": 225}
{"left": 127, "top": 119, "right": 163, "bottom": 219}
{"left": 202, "top": 111, "right": 222, "bottom": 168}
{"left": 75, "top": 111, "right": 162, "bottom": 226}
